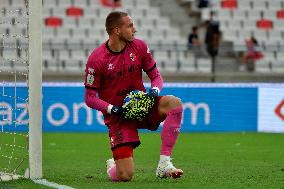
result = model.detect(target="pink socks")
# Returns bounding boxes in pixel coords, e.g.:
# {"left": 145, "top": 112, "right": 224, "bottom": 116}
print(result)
{"left": 107, "top": 165, "right": 118, "bottom": 181}
{"left": 160, "top": 105, "right": 183, "bottom": 156}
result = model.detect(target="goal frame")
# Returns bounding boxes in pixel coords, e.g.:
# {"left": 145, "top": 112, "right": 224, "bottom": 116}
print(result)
{"left": 28, "top": 0, "right": 43, "bottom": 179}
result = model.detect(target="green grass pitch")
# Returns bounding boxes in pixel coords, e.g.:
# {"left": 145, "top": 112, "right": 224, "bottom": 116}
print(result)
{"left": 1, "top": 132, "right": 284, "bottom": 189}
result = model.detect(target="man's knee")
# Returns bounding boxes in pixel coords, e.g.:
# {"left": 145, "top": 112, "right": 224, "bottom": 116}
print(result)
{"left": 159, "top": 96, "right": 183, "bottom": 114}
{"left": 116, "top": 170, "right": 134, "bottom": 181}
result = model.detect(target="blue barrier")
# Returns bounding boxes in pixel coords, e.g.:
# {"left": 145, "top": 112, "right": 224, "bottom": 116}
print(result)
{"left": 0, "top": 83, "right": 258, "bottom": 132}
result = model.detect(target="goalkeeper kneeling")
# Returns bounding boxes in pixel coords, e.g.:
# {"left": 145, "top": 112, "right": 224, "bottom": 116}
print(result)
{"left": 84, "top": 11, "right": 184, "bottom": 182}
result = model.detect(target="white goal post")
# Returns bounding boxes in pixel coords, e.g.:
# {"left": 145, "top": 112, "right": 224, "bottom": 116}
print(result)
{"left": 28, "top": 0, "right": 43, "bottom": 179}
{"left": 0, "top": 0, "right": 42, "bottom": 181}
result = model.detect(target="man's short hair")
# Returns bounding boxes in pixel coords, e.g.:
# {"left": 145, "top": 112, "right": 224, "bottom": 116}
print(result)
{"left": 105, "top": 11, "right": 128, "bottom": 35}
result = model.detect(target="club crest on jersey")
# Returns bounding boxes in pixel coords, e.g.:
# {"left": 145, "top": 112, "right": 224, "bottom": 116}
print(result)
{"left": 130, "top": 53, "right": 136, "bottom": 62}
{"left": 108, "top": 63, "right": 113, "bottom": 70}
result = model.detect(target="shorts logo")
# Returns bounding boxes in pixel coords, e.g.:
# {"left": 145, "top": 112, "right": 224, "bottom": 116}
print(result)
{"left": 130, "top": 53, "right": 136, "bottom": 62}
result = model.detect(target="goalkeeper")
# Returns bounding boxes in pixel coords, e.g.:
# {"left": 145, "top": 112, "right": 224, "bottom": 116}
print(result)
{"left": 84, "top": 11, "right": 183, "bottom": 181}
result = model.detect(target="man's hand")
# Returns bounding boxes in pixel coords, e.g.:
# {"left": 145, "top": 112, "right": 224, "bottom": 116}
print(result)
{"left": 148, "top": 87, "right": 160, "bottom": 97}
{"left": 107, "top": 105, "right": 124, "bottom": 116}
{"left": 122, "top": 91, "right": 156, "bottom": 121}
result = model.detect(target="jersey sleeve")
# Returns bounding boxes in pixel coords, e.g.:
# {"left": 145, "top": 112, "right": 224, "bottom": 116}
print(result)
{"left": 140, "top": 40, "right": 157, "bottom": 73}
{"left": 84, "top": 53, "right": 102, "bottom": 90}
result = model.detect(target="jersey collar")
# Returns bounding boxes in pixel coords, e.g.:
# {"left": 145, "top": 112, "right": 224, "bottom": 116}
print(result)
{"left": 106, "top": 40, "right": 127, "bottom": 55}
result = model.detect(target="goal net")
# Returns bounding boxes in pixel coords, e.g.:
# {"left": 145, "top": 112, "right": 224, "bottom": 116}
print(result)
{"left": 0, "top": 0, "right": 42, "bottom": 181}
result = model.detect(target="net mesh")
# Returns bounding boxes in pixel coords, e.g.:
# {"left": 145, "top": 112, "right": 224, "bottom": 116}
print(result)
{"left": 0, "top": 0, "right": 29, "bottom": 181}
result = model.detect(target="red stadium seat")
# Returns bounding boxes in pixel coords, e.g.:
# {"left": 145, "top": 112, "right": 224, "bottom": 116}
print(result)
{"left": 257, "top": 19, "right": 273, "bottom": 30}
{"left": 45, "top": 17, "right": 62, "bottom": 27}
{"left": 66, "top": 7, "right": 83, "bottom": 17}
{"left": 221, "top": 0, "right": 237, "bottom": 9}
{"left": 100, "top": 0, "right": 121, "bottom": 8}
{"left": 277, "top": 9, "right": 284, "bottom": 19}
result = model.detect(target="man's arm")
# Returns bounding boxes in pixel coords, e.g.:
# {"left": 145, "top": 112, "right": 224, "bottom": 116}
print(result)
{"left": 85, "top": 88, "right": 124, "bottom": 115}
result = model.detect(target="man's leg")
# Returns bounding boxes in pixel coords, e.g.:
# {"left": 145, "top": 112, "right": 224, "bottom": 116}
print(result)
{"left": 156, "top": 96, "right": 183, "bottom": 178}
{"left": 107, "top": 146, "right": 134, "bottom": 181}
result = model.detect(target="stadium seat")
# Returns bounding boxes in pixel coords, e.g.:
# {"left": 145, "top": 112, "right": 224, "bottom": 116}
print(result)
{"left": 197, "top": 58, "right": 211, "bottom": 73}
{"left": 66, "top": 6, "right": 84, "bottom": 17}
{"left": 263, "top": 52, "right": 276, "bottom": 63}
{"left": 247, "top": 10, "right": 261, "bottom": 21}
{"left": 256, "top": 19, "right": 273, "bottom": 30}
{"left": 252, "top": 0, "right": 267, "bottom": 10}
{"left": 0, "top": 0, "right": 10, "bottom": 8}
{"left": 45, "top": 17, "right": 63, "bottom": 27}
{"left": 277, "top": 9, "right": 284, "bottom": 19}
{"left": 255, "top": 60, "right": 271, "bottom": 73}
{"left": 61, "top": 59, "right": 83, "bottom": 73}
{"left": 227, "top": 20, "right": 242, "bottom": 30}
{"left": 2, "top": 49, "right": 18, "bottom": 60}
{"left": 135, "top": 0, "right": 150, "bottom": 9}
{"left": 273, "top": 20, "right": 284, "bottom": 31}
{"left": 242, "top": 20, "right": 257, "bottom": 30}
{"left": 216, "top": 10, "right": 232, "bottom": 20}
{"left": 51, "top": 7, "right": 66, "bottom": 17}
{"left": 43, "top": 59, "right": 59, "bottom": 72}
{"left": 58, "top": 0, "right": 72, "bottom": 8}
{"left": 11, "top": 0, "right": 26, "bottom": 8}
{"left": 179, "top": 51, "right": 196, "bottom": 73}
{"left": 71, "top": 28, "right": 87, "bottom": 38}
{"left": 0, "top": 59, "right": 13, "bottom": 72}
{"left": 232, "top": 9, "right": 247, "bottom": 21}
{"left": 78, "top": 17, "right": 93, "bottom": 28}
{"left": 263, "top": 10, "right": 277, "bottom": 20}
{"left": 237, "top": 0, "right": 252, "bottom": 10}
{"left": 268, "top": 1, "right": 283, "bottom": 10}
{"left": 55, "top": 28, "right": 70, "bottom": 38}
{"left": 62, "top": 17, "right": 77, "bottom": 28}
{"left": 43, "top": 8, "right": 51, "bottom": 17}
{"left": 221, "top": 0, "right": 237, "bottom": 9}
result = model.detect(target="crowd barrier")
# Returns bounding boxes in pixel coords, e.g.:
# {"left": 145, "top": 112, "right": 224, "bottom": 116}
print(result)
{"left": 1, "top": 83, "right": 283, "bottom": 133}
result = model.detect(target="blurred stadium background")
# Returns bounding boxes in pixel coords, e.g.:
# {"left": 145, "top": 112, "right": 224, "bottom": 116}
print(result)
{"left": 1, "top": 0, "right": 284, "bottom": 188}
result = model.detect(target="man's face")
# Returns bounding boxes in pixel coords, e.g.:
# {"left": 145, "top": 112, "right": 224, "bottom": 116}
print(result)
{"left": 117, "top": 16, "right": 136, "bottom": 42}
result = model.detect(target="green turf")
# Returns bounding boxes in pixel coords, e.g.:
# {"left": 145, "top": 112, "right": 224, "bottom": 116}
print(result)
{"left": 1, "top": 133, "right": 284, "bottom": 189}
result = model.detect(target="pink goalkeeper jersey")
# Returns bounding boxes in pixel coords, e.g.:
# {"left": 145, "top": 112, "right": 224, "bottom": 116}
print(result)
{"left": 84, "top": 39, "right": 157, "bottom": 124}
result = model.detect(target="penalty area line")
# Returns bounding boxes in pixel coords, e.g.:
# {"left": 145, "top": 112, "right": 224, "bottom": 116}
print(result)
{"left": 32, "top": 179, "right": 75, "bottom": 189}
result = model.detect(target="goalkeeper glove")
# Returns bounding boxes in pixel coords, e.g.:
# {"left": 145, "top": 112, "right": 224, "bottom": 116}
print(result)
{"left": 148, "top": 87, "right": 160, "bottom": 97}
{"left": 107, "top": 104, "right": 124, "bottom": 116}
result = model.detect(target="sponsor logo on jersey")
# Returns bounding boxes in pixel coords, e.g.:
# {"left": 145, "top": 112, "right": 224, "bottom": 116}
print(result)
{"left": 117, "top": 85, "right": 135, "bottom": 96}
{"left": 106, "top": 64, "right": 141, "bottom": 80}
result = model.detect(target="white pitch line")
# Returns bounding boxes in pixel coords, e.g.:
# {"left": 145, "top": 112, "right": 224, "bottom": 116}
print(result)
{"left": 32, "top": 179, "right": 75, "bottom": 189}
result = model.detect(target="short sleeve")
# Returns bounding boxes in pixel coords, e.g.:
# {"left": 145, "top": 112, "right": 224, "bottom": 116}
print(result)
{"left": 140, "top": 40, "right": 156, "bottom": 73}
{"left": 84, "top": 53, "right": 102, "bottom": 89}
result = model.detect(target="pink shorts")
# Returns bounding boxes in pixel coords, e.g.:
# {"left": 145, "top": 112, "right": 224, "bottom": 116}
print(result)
{"left": 107, "top": 96, "right": 166, "bottom": 150}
